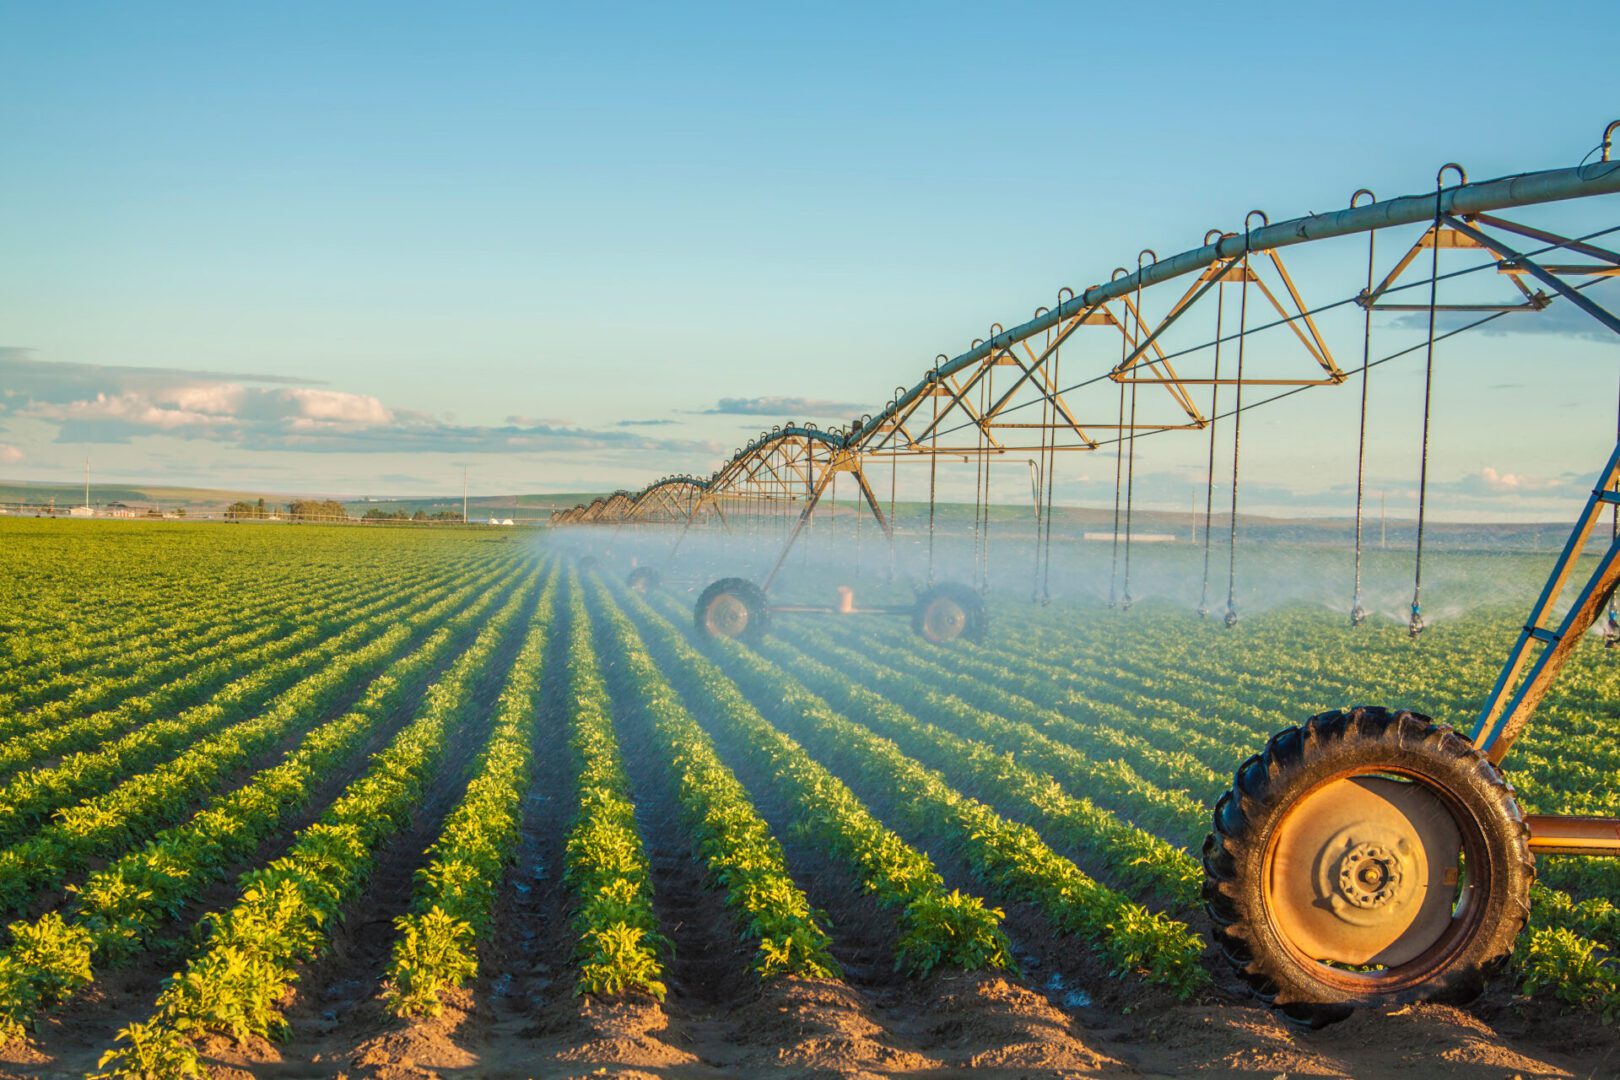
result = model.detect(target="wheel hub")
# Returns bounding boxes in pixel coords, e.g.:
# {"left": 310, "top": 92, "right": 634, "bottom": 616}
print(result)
{"left": 1266, "top": 775, "right": 1463, "bottom": 967}
{"left": 921, "top": 598, "right": 967, "bottom": 642}
{"left": 1336, "top": 842, "right": 1404, "bottom": 909}
{"left": 704, "top": 594, "right": 749, "bottom": 638}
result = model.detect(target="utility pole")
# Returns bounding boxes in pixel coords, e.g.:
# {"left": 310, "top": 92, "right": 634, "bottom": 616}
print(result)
{"left": 462, "top": 466, "right": 469, "bottom": 524}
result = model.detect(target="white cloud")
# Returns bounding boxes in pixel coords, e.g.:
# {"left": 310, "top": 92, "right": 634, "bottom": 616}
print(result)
{"left": 1475, "top": 466, "right": 1564, "bottom": 493}
{"left": 0, "top": 352, "right": 717, "bottom": 458}
{"left": 281, "top": 388, "right": 393, "bottom": 425}
{"left": 0, "top": 444, "right": 21, "bottom": 465}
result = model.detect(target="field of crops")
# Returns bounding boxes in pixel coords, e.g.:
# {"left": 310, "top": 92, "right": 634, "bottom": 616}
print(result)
{"left": 1, "top": 517, "right": 1617, "bottom": 1078}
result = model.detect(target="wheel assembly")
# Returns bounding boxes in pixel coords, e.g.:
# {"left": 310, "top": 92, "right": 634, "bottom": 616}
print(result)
{"left": 911, "top": 582, "right": 988, "bottom": 644}
{"left": 1202, "top": 707, "right": 1532, "bottom": 1026}
{"left": 578, "top": 554, "right": 599, "bottom": 572}
{"left": 694, "top": 577, "right": 770, "bottom": 642}
{"left": 627, "top": 566, "right": 661, "bottom": 593}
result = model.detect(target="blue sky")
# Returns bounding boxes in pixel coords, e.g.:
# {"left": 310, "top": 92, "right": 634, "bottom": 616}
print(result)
{"left": 1, "top": 1, "right": 1617, "bottom": 517}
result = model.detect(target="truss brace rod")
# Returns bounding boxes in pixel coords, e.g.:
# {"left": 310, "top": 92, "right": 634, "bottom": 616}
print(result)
{"left": 1442, "top": 215, "right": 1620, "bottom": 337}
{"left": 1472, "top": 461, "right": 1620, "bottom": 763}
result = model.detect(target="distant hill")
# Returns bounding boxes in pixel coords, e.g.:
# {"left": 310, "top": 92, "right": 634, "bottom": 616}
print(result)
{"left": 0, "top": 477, "right": 1593, "bottom": 551}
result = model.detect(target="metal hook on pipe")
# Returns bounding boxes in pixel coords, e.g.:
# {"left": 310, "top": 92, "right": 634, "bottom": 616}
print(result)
{"left": 1437, "top": 162, "right": 1467, "bottom": 189}
{"left": 1350, "top": 188, "right": 1377, "bottom": 209}
{"left": 1605, "top": 121, "right": 1620, "bottom": 162}
{"left": 1137, "top": 248, "right": 1158, "bottom": 270}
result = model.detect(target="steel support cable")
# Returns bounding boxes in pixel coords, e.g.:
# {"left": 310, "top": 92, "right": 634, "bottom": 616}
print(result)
{"left": 1123, "top": 379, "right": 1139, "bottom": 610}
{"left": 1040, "top": 289, "right": 1072, "bottom": 605}
{"left": 1198, "top": 279, "right": 1226, "bottom": 618}
{"left": 1225, "top": 239, "right": 1255, "bottom": 629}
{"left": 1410, "top": 173, "right": 1456, "bottom": 640}
{"left": 1122, "top": 256, "right": 1152, "bottom": 611}
{"left": 979, "top": 361, "right": 994, "bottom": 592}
{"left": 888, "top": 443, "right": 898, "bottom": 582}
{"left": 1351, "top": 192, "right": 1378, "bottom": 627}
{"left": 1032, "top": 314, "right": 1053, "bottom": 602}
{"left": 928, "top": 367, "right": 940, "bottom": 586}
{"left": 1109, "top": 367, "right": 1126, "bottom": 607}
{"left": 1609, "top": 361, "right": 1620, "bottom": 645}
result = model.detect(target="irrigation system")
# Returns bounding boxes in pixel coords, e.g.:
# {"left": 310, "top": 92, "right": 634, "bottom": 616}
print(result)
{"left": 557, "top": 121, "right": 1620, "bottom": 1023}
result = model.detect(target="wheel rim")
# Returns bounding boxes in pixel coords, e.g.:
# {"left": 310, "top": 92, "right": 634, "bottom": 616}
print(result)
{"left": 920, "top": 597, "right": 968, "bottom": 642}
{"left": 703, "top": 593, "right": 750, "bottom": 638}
{"left": 1264, "top": 772, "right": 1482, "bottom": 991}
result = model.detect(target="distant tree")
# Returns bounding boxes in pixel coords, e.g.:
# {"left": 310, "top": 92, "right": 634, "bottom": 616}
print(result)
{"left": 412, "top": 510, "right": 428, "bottom": 522}
{"left": 255, "top": 497, "right": 266, "bottom": 518}
{"left": 226, "top": 501, "right": 256, "bottom": 519}
{"left": 288, "top": 499, "right": 348, "bottom": 522}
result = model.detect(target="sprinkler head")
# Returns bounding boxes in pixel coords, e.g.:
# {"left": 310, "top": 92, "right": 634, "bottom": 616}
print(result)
{"left": 1409, "top": 608, "right": 1426, "bottom": 638}
{"left": 1350, "top": 601, "right": 1367, "bottom": 627}
{"left": 1223, "top": 606, "right": 1239, "bottom": 629}
{"left": 1121, "top": 592, "right": 1134, "bottom": 612}
{"left": 1605, "top": 609, "right": 1619, "bottom": 649}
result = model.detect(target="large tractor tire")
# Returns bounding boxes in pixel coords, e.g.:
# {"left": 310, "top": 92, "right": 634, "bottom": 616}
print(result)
{"left": 1202, "top": 707, "right": 1532, "bottom": 1027}
{"left": 911, "top": 582, "right": 988, "bottom": 644}
{"left": 628, "top": 566, "right": 661, "bottom": 593}
{"left": 694, "top": 578, "right": 770, "bottom": 643}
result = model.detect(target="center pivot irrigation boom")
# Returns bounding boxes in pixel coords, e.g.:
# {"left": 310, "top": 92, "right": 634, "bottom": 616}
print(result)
{"left": 558, "top": 121, "right": 1620, "bottom": 1021}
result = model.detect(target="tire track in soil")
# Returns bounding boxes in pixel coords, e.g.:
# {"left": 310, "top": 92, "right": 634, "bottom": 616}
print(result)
{"left": 193, "top": 583, "right": 542, "bottom": 1078}
{"left": 3, "top": 584, "right": 528, "bottom": 1080}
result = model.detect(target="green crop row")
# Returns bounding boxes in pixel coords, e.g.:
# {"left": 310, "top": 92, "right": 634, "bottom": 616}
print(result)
{"left": 91, "top": 566, "right": 539, "bottom": 1078}
{"left": 619, "top": 586, "right": 1012, "bottom": 978}
{"left": 764, "top": 630, "right": 1202, "bottom": 912}
{"left": 0, "top": 562, "right": 514, "bottom": 917}
{"left": 703, "top": 625, "right": 1206, "bottom": 996}
{"left": 384, "top": 568, "right": 559, "bottom": 1016}
{"left": 0, "top": 557, "right": 463, "bottom": 744}
{"left": 0, "top": 563, "right": 523, "bottom": 1040}
{"left": 561, "top": 581, "right": 667, "bottom": 1001}
{"left": 591, "top": 578, "right": 839, "bottom": 982}
{"left": 0, "top": 592, "right": 431, "bottom": 849}
{"left": 0, "top": 567, "right": 448, "bottom": 785}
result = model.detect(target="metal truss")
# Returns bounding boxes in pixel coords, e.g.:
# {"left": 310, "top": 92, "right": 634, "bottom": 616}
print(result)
{"left": 557, "top": 126, "right": 1620, "bottom": 540}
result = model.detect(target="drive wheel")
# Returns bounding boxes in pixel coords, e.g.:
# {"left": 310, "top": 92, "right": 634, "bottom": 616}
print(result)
{"left": 911, "top": 582, "right": 988, "bottom": 643}
{"left": 694, "top": 578, "right": 770, "bottom": 642}
{"left": 628, "top": 566, "right": 661, "bottom": 593}
{"left": 1202, "top": 707, "right": 1532, "bottom": 1027}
